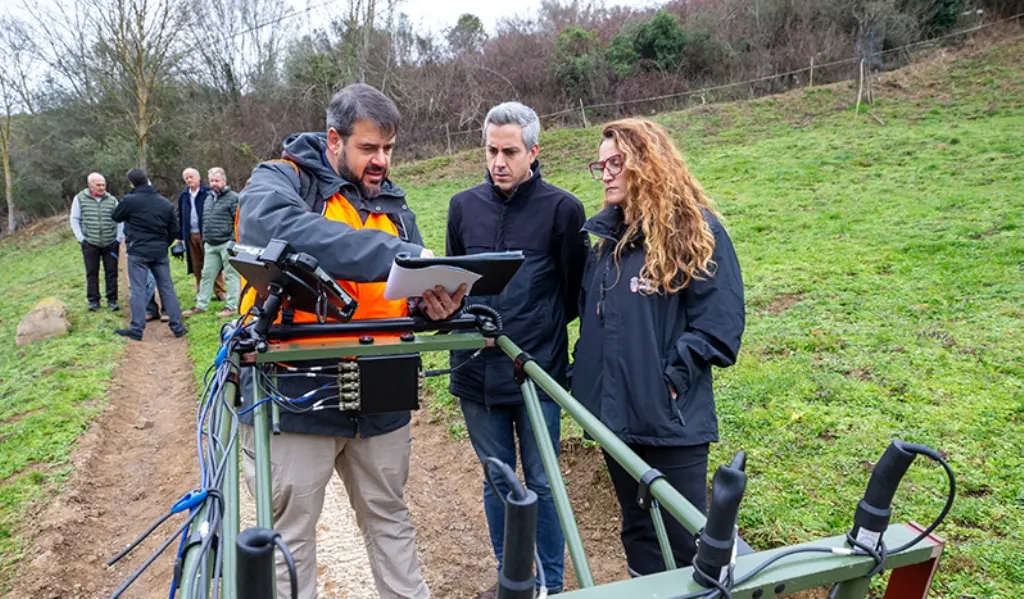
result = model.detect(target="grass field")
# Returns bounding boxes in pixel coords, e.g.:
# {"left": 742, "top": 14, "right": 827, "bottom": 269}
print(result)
{"left": 395, "top": 41, "right": 1024, "bottom": 596}
{"left": 0, "top": 224, "right": 128, "bottom": 577}
{"left": 1, "top": 39, "right": 1021, "bottom": 596}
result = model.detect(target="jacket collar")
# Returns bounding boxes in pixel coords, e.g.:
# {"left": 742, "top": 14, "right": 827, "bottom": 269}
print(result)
{"left": 583, "top": 204, "right": 626, "bottom": 242}
{"left": 485, "top": 160, "right": 542, "bottom": 202}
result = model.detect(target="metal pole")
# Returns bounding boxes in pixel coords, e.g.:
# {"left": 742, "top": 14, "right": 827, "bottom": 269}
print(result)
{"left": 832, "top": 576, "right": 872, "bottom": 599}
{"left": 496, "top": 336, "right": 707, "bottom": 535}
{"left": 219, "top": 352, "right": 241, "bottom": 599}
{"left": 520, "top": 379, "right": 595, "bottom": 588}
{"left": 252, "top": 370, "right": 274, "bottom": 529}
{"left": 650, "top": 502, "right": 677, "bottom": 570}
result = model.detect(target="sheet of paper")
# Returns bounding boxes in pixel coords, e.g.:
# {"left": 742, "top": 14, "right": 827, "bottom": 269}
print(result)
{"left": 383, "top": 262, "right": 483, "bottom": 300}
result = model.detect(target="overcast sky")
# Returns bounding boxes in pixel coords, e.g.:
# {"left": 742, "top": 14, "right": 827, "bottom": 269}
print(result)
{"left": 288, "top": 0, "right": 665, "bottom": 36}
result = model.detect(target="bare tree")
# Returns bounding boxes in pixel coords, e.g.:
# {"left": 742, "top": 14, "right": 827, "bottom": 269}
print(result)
{"left": 90, "top": 0, "right": 192, "bottom": 168}
{"left": 27, "top": 0, "right": 192, "bottom": 170}
{"left": 0, "top": 17, "right": 38, "bottom": 235}
{"left": 187, "top": 0, "right": 294, "bottom": 97}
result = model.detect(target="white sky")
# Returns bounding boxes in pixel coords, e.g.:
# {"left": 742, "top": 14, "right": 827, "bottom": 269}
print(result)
{"left": 288, "top": 0, "right": 665, "bottom": 37}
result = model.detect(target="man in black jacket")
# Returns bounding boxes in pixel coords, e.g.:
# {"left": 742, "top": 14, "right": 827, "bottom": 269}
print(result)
{"left": 446, "top": 101, "right": 589, "bottom": 598}
{"left": 111, "top": 168, "right": 187, "bottom": 341}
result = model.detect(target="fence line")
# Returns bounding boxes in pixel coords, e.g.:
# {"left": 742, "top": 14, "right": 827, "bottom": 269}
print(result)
{"left": 436, "top": 12, "right": 1023, "bottom": 143}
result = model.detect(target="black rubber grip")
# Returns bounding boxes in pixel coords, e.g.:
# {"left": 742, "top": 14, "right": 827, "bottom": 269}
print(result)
{"left": 237, "top": 527, "right": 278, "bottom": 599}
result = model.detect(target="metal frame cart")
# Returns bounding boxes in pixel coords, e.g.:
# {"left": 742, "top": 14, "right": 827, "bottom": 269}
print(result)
{"left": 108, "top": 241, "right": 954, "bottom": 599}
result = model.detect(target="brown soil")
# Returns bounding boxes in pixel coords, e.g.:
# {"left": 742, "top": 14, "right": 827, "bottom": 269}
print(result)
{"left": 406, "top": 415, "right": 631, "bottom": 597}
{"left": 5, "top": 325, "right": 199, "bottom": 599}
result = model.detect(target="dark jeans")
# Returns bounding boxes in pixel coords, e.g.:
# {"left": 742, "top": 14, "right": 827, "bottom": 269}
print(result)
{"left": 127, "top": 254, "right": 184, "bottom": 335}
{"left": 604, "top": 443, "right": 709, "bottom": 576}
{"left": 144, "top": 271, "right": 162, "bottom": 317}
{"left": 81, "top": 241, "right": 119, "bottom": 304}
{"left": 460, "top": 398, "right": 565, "bottom": 592}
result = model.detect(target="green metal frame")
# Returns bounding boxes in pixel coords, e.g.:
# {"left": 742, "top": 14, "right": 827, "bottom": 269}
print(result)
{"left": 178, "top": 328, "right": 944, "bottom": 599}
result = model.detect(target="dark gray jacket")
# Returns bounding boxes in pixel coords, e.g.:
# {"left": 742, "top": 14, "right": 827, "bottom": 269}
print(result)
{"left": 237, "top": 132, "right": 426, "bottom": 438}
{"left": 446, "top": 163, "right": 589, "bottom": 406}
{"left": 571, "top": 205, "right": 745, "bottom": 447}
{"left": 111, "top": 185, "right": 178, "bottom": 261}
{"left": 201, "top": 186, "right": 239, "bottom": 245}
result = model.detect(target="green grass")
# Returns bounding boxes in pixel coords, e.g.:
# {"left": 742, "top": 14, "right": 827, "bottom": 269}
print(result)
{"left": 0, "top": 224, "right": 200, "bottom": 589}
{"left": 1, "top": 40, "right": 1020, "bottom": 597}
{"left": 394, "top": 41, "right": 1024, "bottom": 596}
{"left": 0, "top": 225, "right": 128, "bottom": 583}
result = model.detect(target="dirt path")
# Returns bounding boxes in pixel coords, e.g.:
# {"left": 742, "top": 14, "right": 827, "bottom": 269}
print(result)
{"left": 6, "top": 278, "right": 376, "bottom": 598}
{"left": 6, "top": 324, "right": 199, "bottom": 598}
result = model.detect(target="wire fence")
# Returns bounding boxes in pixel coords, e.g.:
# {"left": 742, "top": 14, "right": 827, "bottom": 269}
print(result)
{"left": 432, "top": 12, "right": 1024, "bottom": 153}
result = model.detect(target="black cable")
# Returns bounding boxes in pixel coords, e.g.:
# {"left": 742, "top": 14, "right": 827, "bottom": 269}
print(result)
{"left": 481, "top": 457, "right": 547, "bottom": 594}
{"left": 274, "top": 535, "right": 300, "bottom": 599}
{"left": 424, "top": 347, "right": 483, "bottom": 377}
{"left": 692, "top": 560, "right": 732, "bottom": 599}
{"left": 108, "top": 511, "right": 201, "bottom": 598}
{"left": 466, "top": 304, "right": 503, "bottom": 332}
{"left": 888, "top": 449, "right": 955, "bottom": 554}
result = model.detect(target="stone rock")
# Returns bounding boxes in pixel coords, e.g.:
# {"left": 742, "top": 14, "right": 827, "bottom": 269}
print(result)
{"left": 134, "top": 417, "right": 154, "bottom": 430}
{"left": 15, "top": 297, "right": 71, "bottom": 347}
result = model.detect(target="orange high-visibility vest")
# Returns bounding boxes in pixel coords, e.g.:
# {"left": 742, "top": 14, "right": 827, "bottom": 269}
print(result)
{"left": 238, "top": 164, "right": 408, "bottom": 333}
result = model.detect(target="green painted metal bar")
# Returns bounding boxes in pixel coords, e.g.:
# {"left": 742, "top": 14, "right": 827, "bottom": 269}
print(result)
{"left": 252, "top": 368, "right": 275, "bottom": 530}
{"left": 520, "top": 378, "right": 595, "bottom": 588}
{"left": 649, "top": 502, "right": 677, "bottom": 570}
{"left": 219, "top": 353, "right": 241, "bottom": 599}
{"left": 179, "top": 519, "right": 205, "bottom": 599}
{"left": 495, "top": 336, "right": 707, "bottom": 535}
{"left": 831, "top": 575, "right": 872, "bottom": 599}
{"left": 251, "top": 332, "right": 488, "bottom": 363}
{"left": 559, "top": 523, "right": 938, "bottom": 598}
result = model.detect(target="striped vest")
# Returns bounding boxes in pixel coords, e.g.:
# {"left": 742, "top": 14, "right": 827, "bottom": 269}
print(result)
{"left": 77, "top": 191, "right": 119, "bottom": 247}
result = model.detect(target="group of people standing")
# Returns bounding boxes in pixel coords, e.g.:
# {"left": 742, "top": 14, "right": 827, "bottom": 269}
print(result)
{"left": 69, "top": 165, "right": 243, "bottom": 341}
{"left": 233, "top": 82, "right": 745, "bottom": 599}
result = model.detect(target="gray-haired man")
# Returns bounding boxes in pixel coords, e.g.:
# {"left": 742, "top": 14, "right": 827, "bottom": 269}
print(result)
{"left": 70, "top": 172, "right": 124, "bottom": 311}
{"left": 183, "top": 167, "right": 240, "bottom": 318}
{"left": 446, "top": 101, "right": 589, "bottom": 597}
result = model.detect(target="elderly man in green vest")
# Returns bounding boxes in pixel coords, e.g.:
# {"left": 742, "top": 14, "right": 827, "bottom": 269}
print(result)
{"left": 70, "top": 172, "right": 124, "bottom": 311}
{"left": 183, "top": 167, "right": 240, "bottom": 318}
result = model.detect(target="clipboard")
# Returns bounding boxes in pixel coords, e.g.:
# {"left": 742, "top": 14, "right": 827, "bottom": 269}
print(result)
{"left": 384, "top": 251, "right": 525, "bottom": 299}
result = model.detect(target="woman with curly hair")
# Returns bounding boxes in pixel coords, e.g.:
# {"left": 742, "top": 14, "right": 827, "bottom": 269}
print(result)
{"left": 573, "top": 118, "right": 745, "bottom": 576}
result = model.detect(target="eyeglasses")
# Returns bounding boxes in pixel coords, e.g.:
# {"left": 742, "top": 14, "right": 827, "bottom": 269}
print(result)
{"left": 588, "top": 154, "right": 623, "bottom": 180}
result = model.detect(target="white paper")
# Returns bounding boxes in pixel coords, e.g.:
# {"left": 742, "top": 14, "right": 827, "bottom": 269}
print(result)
{"left": 383, "top": 262, "right": 482, "bottom": 300}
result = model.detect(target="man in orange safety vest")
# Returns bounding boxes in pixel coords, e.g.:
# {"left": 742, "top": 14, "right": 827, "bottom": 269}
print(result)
{"left": 236, "top": 83, "right": 463, "bottom": 599}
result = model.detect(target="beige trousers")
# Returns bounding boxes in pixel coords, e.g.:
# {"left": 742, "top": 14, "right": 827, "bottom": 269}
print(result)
{"left": 241, "top": 424, "right": 429, "bottom": 599}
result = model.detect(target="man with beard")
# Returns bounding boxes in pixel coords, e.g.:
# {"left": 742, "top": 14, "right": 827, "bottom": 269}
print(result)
{"left": 236, "top": 83, "right": 463, "bottom": 599}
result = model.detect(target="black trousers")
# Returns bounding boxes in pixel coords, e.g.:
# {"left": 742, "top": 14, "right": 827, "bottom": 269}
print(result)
{"left": 604, "top": 443, "right": 710, "bottom": 576}
{"left": 82, "top": 241, "right": 119, "bottom": 304}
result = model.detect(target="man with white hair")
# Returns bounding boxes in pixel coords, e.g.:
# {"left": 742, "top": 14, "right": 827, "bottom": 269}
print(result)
{"left": 175, "top": 167, "right": 225, "bottom": 299}
{"left": 70, "top": 172, "right": 124, "bottom": 311}
{"left": 183, "top": 167, "right": 240, "bottom": 318}
{"left": 446, "top": 101, "right": 589, "bottom": 598}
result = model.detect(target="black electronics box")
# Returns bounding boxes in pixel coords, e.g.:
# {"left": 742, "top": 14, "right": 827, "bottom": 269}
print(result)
{"left": 357, "top": 354, "right": 420, "bottom": 414}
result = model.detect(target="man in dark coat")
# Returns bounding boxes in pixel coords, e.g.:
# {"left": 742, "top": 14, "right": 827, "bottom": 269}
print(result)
{"left": 446, "top": 101, "right": 589, "bottom": 598}
{"left": 111, "top": 168, "right": 186, "bottom": 341}
{"left": 175, "top": 167, "right": 225, "bottom": 299}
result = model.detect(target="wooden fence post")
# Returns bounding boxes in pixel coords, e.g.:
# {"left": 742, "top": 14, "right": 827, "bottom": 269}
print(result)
{"left": 809, "top": 56, "right": 815, "bottom": 87}
{"left": 445, "top": 124, "right": 452, "bottom": 155}
{"left": 579, "top": 99, "right": 589, "bottom": 129}
{"left": 854, "top": 58, "right": 865, "bottom": 118}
